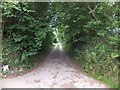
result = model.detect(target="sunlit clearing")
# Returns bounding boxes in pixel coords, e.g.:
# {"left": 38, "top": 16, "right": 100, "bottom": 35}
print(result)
{"left": 59, "top": 43, "right": 63, "bottom": 51}
{"left": 53, "top": 43, "right": 58, "bottom": 50}
{"left": 52, "top": 42, "right": 63, "bottom": 51}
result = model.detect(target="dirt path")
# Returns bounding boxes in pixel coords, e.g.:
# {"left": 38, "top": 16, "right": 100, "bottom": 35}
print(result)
{"left": 0, "top": 47, "right": 109, "bottom": 88}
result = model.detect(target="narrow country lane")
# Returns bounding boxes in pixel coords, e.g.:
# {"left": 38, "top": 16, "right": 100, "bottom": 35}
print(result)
{"left": 0, "top": 46, "right": 109, "bottom": 89}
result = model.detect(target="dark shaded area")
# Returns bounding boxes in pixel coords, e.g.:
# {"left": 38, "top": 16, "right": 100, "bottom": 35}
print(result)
{"left": 48, "top": 47, "right": 66, "bottom": 61}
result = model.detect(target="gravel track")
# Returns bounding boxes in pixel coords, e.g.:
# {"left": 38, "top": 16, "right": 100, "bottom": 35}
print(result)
{"left": 0, "top": 47, "right": 109, "bottom": 88}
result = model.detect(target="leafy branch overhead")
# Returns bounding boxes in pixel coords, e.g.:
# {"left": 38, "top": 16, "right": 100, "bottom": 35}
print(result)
{"left": 2, "top": 2, "right": 53, "bottom": 66}
{"left": 1, "top": 2, "right": 119, "bottom": 88}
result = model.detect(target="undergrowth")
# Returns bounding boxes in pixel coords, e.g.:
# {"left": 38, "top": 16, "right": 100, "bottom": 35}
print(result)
{"left": 74, "top": 36, "right": 119, "bottom": 88}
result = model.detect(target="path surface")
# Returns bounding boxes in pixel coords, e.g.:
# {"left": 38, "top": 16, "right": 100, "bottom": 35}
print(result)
{"left": 0, "top": 46, "right": 109, "bottom": 88}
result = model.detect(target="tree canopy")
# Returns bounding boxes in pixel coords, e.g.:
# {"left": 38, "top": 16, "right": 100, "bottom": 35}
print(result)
{"left": 1, "top": 1, "right": 119, "bottom": 88}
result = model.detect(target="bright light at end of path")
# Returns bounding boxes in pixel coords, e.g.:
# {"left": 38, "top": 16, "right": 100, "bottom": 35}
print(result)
{"left": 52, "top": 42, "right": 63, "bottom": 51}
{"left": 59, "top": 43, "right": 63, "bottom": 51}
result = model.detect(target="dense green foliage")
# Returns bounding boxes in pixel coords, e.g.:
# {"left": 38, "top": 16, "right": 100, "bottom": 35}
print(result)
{"left": 1, "top": 1, "right": 119, "bottom": 88}
{"left": 50, "top": 2, "right": 119, "bottom": 88}
{"left": 1, "top": 2, "right": 53, "bottom": 68}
